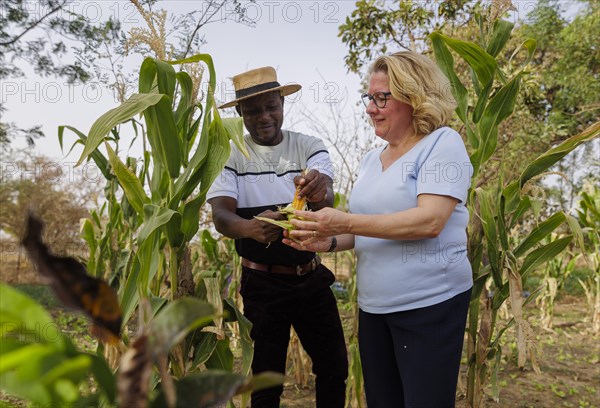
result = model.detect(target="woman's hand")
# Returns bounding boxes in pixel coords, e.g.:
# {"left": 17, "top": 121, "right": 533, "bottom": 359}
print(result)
{"left": 282, "top": 230, "right": 333, "bottom": 252}
{"left": 288, "top": 207, "right": 350, "bottom": 240}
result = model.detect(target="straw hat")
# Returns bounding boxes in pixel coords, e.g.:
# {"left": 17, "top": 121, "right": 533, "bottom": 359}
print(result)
{"left": 218, "top": 66, "right": 301, "bottom": 109}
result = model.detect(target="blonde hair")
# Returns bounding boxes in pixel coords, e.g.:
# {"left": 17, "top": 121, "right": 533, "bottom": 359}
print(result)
{"left": 369, "top": 51, "right": 456, "bottom": 137}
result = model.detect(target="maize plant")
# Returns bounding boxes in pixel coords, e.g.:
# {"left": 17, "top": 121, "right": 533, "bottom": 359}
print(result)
{"left": 53, "top": 54, "right": 284, "bottom": 406}
{"left": 430, "top": 18, "right": 599, "bottom": 407}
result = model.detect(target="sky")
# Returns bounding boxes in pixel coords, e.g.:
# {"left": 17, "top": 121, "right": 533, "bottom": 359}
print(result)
{"left": 2, "top": 0, "right": 365, "bottom": 166}
{"left": 1, "top": 0, "right": 587, "bottom": 179}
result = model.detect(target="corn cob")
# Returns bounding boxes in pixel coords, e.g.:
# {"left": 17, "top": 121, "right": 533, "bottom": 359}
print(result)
{"left": 291, "top": 183, "right": 307, "bottom": 211}
{"left": 254, "top": 169, "right": 308, "bottom": 230}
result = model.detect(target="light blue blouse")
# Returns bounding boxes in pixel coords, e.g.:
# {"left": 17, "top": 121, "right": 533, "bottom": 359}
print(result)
{"left": 349, "top": 127, "right": 473, "bottom": 313}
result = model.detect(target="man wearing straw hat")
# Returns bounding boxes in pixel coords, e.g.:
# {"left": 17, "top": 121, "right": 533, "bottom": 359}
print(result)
{"left": 207, "top": 67, "right": 348, "bottom": 407}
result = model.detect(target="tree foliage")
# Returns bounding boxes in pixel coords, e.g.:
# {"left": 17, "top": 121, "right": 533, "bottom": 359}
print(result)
{"left": 0, "top": 0, "right": 255, "bottom": 147}
{"left": 519, "top": 0, "right": 599, "bottom": 134}
{"left": 338, "top": 0, "right": 481, "bottom": 73}
{"left": 0, "top": 149, "right": 100, "bottom": 252}
{"left": 0, "top": 0, "right": 121, "bottom": 82}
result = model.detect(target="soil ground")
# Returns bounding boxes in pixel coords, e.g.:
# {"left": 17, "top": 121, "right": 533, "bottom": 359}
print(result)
{"left": 1, "top": 255, "right": 599, "bottom": 408}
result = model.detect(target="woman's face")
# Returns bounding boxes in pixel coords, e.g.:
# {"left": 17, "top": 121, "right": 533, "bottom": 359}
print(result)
{"left": 366, "top": 71, "right": 414, "bottom": 143}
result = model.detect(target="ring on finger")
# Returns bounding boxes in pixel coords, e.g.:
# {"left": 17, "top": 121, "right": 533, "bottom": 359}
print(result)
{"left": 312, "top": 230, "right": 317, "bottom": 238}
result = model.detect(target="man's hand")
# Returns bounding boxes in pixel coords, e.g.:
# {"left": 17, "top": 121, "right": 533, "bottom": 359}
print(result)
{"left": 294, "top": 169, "right": 332, "bottom": 208}
{"left": 251, "top": 209, "right": 285, "bottom": 244}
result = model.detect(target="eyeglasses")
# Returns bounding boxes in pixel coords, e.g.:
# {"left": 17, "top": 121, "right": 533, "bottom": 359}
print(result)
{"left": 361, "top": 91, "right": 392, "bottom": 108}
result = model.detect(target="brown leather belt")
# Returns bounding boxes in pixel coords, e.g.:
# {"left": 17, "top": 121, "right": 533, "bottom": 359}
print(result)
{"left": 241, "top": 256, "right": 320, "bottom": 276}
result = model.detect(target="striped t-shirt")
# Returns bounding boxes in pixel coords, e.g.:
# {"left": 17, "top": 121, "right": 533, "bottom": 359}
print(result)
{"left": 207, "top": 129, "right": 334, "bottom": 265}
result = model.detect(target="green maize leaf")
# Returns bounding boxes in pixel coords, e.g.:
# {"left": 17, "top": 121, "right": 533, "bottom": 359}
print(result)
{"left": 171, "top": 115, "right": 212, "bottom": 204}
{"left": 469, "top": 240, "right": 485, "bottom": 280}
{"left": 243, "top": 372, "right": 286, "bottom": 394}
{"left": 138, "top": 58, "right": 175, "bottom": 97}
{"left": 502, "top": 180, "right": 521, "bottom": 215}
{"left": 225, "top": 298, "right": 253, "bottom": 376}
{"left": 77, "top": 93, "right": 163, "bottom": 165}
{"left": 149, "top": 370, "right": 284, "bottom": 408}
{"left": 80, "top": 218, "right": 96, "bottom": 253}
{"left": 169, "top": 54, "right": 217, "bottom": 157}
{"left": 137, "top": 150, "right": 150, "bottom": 190}
{"left": 118, "top": 251, "right": 142, "bottom": 327}
{"left": 1, "top": 370, "right": 52, "bottom": 405}
{"left": 205, "top": 338, "right": 234, "bottom": 371}
{"left": 105, "top": 143, "right": 150, "bottom": 216}
{"left": 513, "top": 212, "right": 566, "bottom": 258}
{"left": 0, "top": 284, "right": 62, "bottom": 345}
{"left": 472, "top": 80, "right": 493, "bottom": 124}
{"left": 430, "top": 32, "right": 497, "bottom": 87}
{"left": 174, "top": 71, "right": 194, "bottom": 128}
{"left": 254, "top": 216, "right": 293, "bottom": 230}
{"left": 349, "top": 342, "right": 364, "bottom": 404}
{"left": 520, "top": 236, "right": 573, "bottom": 278}
{"left": 471, "top": 265, "right": 490, "bottom": 301}
{"left": 509, "top": 38, "right": 537, "bottom": 71}
{"left": 195, "top": 107, "right": 232, "bottom": 205}
{"left": 498, "top": 195, "right": 509, "bottom": 251}
{"left": 222, "top": 116, "right": 250, "bottom": 159}
{"left": 143, "top": 96, "right": 182, "bottom": 179}
{"left": 149, "top": 160, "right": 168, "bottom": 203}
{"left": 508, "top": 196, "right": 531, "bottom": 229}
{"left": 58, "top": 125, "right": 112, "bottom": 180}
{"left": 134, "top": 202, "right": 185, "bottom": 248}
{"left": 490, "top": 342, "right": 503, "bottom": 402}
{"left": 154, "top": 59, "right": 176, "bottom": 98}
{"left": 0, "top": 343, "right": 58, "bottom": 374}
{"left": 90, "top": 355, "right": 117, "bottom": 403}
{"left": 139, "top": 58, "right": 158, "bottom": 94}
{"left": 475, "top": 188, "right": 502, "bottom": 287}
{"left": 475, "top": 73, "right": 521, "bottom": 166}
{"left": 149, "top": 298, "right": 214, "bottom": 355}
{"left": 0, "top": 339, "right": 27, "bottom": 356}
{"left": 564, "top": 213, "right": 586, "bottom": 256}
{"left": 429, "top": 31, "right": 469, "bottom": 129}
{"left": 80, "top": 219, "right": 97, "bottom": 276}
{"left": 520, "top": 122, "right": 600, "bottom": 188}
{"left": 192, "top": 331, "right": 218, "bottom": 369}
{"left": 164, "top": 214, "right": 184, "bottom": 249}
{"left": 186, "top": 114, "right": 202, "bottom": 145}
{"left": 180, "top": 195, "right": 204, "bottom": 242}
{"left": 486, "top": 19, "right": 514, "bottom": 57}
{"left": 136, "top": 231, "right": 161, "bottom": 299}
{"left": 200, "top": 229, "right": 219, "bottom": 262}
{"left": 40, "top": 354, "right": 91, "bottom": 386}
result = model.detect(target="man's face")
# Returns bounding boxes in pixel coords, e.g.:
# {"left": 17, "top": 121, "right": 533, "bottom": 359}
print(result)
{"left": 238, "top": 91, "right": 284, "bottom": 146}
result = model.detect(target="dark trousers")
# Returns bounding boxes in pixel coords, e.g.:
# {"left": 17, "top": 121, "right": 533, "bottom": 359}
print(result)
{"left": 240, "top": 264, "right": 348, "bottom": 408}
{"left": 358, "top": 288, "right": 471, "bottom": 408}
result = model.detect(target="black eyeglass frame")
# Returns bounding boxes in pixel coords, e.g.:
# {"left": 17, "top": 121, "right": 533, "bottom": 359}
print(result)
{"left": 361, "top": 91, "right": 392, "bottom": 108}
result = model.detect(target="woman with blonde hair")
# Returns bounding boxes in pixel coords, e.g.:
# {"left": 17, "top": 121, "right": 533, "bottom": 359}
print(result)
{"left": 285, "top": 51, "right": 473, "bottom": 407}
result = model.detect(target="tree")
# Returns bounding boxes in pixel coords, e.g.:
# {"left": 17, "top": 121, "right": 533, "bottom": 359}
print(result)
{"left": 338, "top": 0, "right": 481, "bottom": 74}
{"left": 0, "top": 0, "right": 255, "bottom": 147}
{"left": 0, "top": 0, "right": 120, "bottom": 147}
{"left": 0, "top": 148, "right": 100, "bottom": 255}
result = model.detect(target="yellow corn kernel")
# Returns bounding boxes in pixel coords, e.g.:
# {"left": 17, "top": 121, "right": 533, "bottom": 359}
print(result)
{"left": 291, "top": 185, "right": 306, "bottom": 210}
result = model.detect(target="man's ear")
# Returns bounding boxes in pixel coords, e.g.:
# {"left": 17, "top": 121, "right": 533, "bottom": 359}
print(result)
{"left": 235, "top": 105, "right": 242, "bottom": 116}
{"left": 280, "top": 96, "right": 285, "bottom": 108}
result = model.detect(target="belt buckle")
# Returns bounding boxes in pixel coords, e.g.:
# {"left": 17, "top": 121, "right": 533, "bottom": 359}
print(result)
{"left": 296, "top": 258, "right": 316, "bottom": 276}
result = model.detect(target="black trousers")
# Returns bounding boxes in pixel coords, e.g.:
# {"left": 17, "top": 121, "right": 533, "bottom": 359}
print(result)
{"left": 240, "top": 264, "right": 348, "bottom": 408}
{"left": 358, "top": 288, "right": 472, "bottom": 408}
